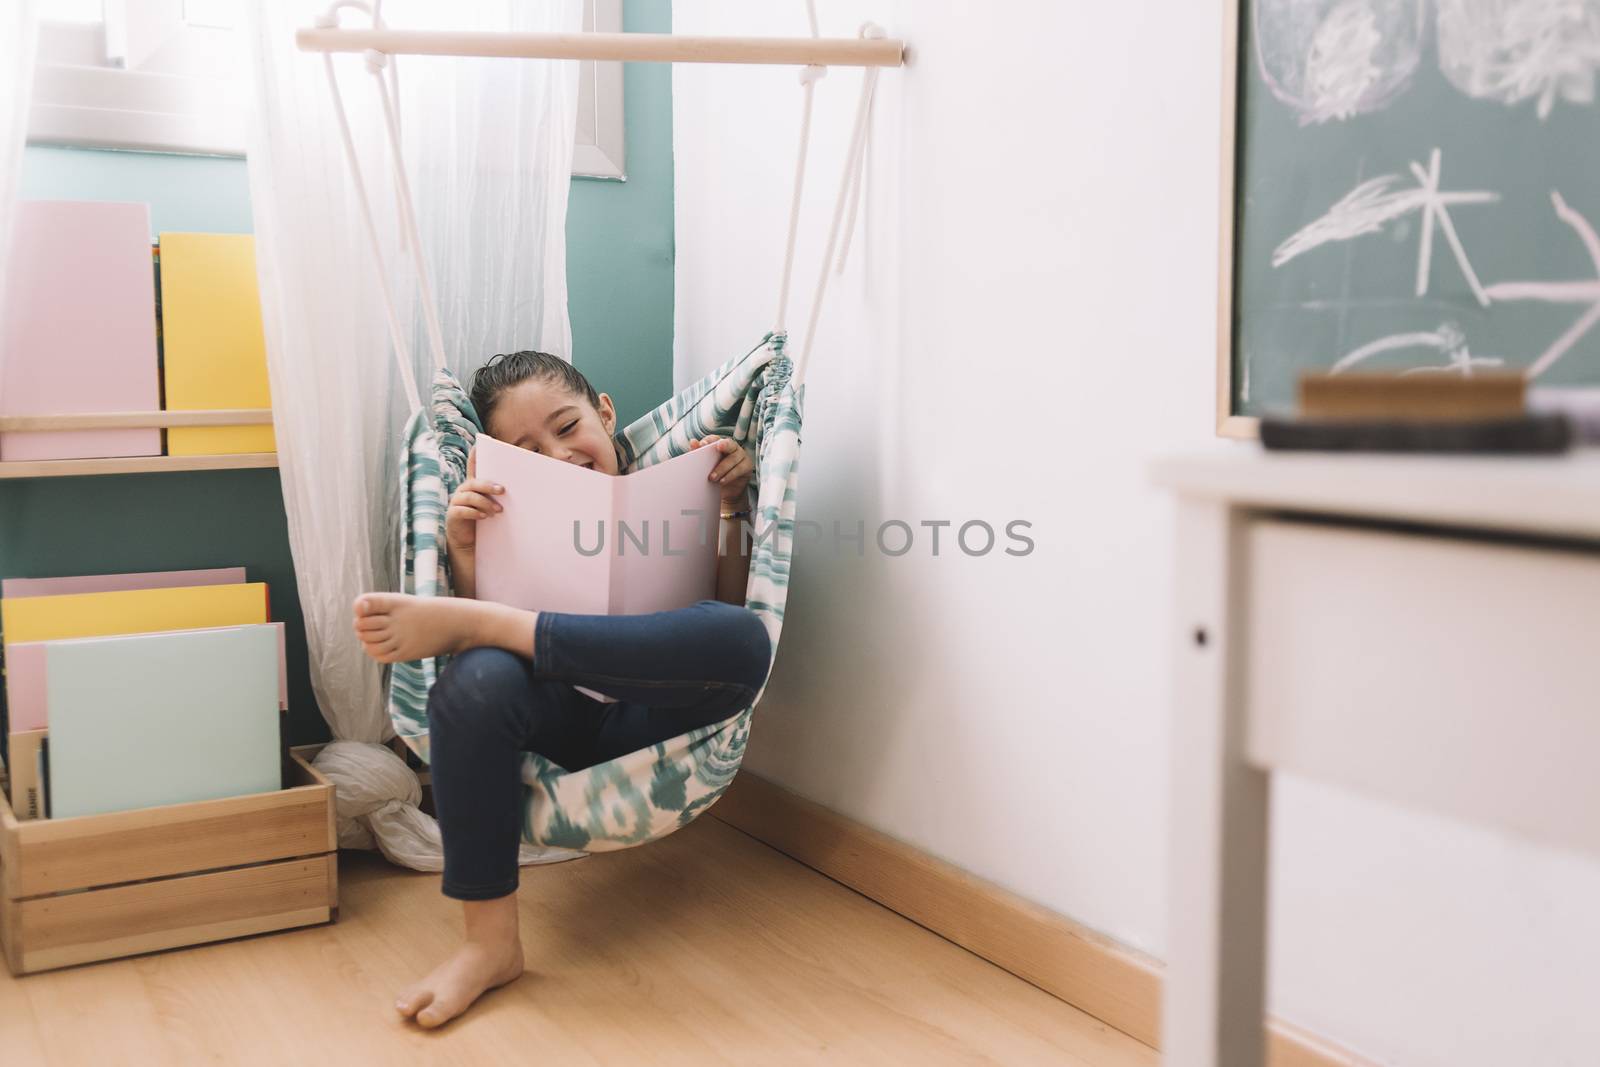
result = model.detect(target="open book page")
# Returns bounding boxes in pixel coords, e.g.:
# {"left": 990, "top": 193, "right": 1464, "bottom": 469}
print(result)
{"left": 609, "top": 447, "right": 722, "bottom": 614}
{"left": 475, "top": 434, "right": 612, "bottom": 614}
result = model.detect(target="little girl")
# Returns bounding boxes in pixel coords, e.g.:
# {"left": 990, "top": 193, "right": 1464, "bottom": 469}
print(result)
{"left": 351, "top": 350, "right": 774, "bottom": 1028}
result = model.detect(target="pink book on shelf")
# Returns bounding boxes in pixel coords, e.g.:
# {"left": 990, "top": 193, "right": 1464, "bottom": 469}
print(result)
{"left": 474, "top": 435, "right": 726, "bottom": 704}
{"left": 0, "top": 201, "right": 161, "bottom": 461}
{"left": 5, "top": 622, "right": 288, "bottom": 733}
{"left": 1, "top": 566, "right": 246, "bottom": 600}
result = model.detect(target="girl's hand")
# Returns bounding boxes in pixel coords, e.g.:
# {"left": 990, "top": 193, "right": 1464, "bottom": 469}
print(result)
{"left": 689, "top": 435, "right": 754, "bottom": 507}
{"left": 445, "top": 445, "right": 505, "bottom": 554}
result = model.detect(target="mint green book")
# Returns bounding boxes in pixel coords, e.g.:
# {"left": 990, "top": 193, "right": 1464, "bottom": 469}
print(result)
{"left": 45, "top": 625, "right": 281, "bottom": 819}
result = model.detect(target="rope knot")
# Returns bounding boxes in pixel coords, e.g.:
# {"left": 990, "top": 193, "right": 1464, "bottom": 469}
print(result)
{"left": 798, "top": 64, "right": 827, "bottom": 86}
{"left": 363, "top": 48, "right": 388, "bottom": 74}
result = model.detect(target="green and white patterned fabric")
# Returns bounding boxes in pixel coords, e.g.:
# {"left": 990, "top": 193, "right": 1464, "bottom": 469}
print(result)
{"left": 389, "top": 333, "right": 802, "bottom": 852}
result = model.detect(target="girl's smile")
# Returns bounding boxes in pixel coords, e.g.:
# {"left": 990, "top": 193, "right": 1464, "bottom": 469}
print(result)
{"left": 483, "top": 378, "right": 621, "bottom": 476}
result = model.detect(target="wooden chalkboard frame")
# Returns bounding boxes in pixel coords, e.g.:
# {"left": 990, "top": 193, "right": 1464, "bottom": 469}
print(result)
{"left": 1217, "top": 0, "right": 1255, "bottom": 439}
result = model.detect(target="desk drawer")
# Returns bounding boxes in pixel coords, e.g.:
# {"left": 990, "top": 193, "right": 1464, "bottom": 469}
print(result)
{"left": 1245, "top": 519, "right": 1600, "bottom": 857}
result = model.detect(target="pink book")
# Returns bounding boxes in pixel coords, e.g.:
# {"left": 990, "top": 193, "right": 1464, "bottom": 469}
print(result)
{"left": 5, "top": 622, "right": 288, "bottom": 733}
{"left": 0, "top": 201, "right": 161, "bottom": 461}
{"left": 474, "top": 435, "right": 725, "bottom": 704}
{"left": 1, "top": 566, "right": 246, "bottom": 600}
{"left": 475, "top": 434, "right": 724, "bottom": 614}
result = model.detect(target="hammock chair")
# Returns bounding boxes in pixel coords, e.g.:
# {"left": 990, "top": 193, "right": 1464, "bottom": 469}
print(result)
{"left": 319, "top": 3, "right": 881, "bottom": 852}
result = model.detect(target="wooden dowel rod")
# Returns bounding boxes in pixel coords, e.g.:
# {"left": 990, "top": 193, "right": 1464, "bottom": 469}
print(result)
{"left": 0, "top": 410, "right": 274, "bottom": 432}
{"left": 295, "top": 28, "right": 904, "bottom": 67}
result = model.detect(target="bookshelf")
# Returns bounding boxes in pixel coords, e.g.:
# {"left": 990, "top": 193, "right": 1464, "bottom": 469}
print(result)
{"left": 0, "top": 410, "right": 276, "bottom": 479}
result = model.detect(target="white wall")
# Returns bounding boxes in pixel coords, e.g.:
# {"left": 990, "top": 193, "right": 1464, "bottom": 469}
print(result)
{"left": 672, "top": 3, "right": 1600, "bottom": 1064}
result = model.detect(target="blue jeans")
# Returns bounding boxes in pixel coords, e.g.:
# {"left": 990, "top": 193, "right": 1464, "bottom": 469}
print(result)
{"left": 426, "top": 599, "right": 773, "bottom": 901}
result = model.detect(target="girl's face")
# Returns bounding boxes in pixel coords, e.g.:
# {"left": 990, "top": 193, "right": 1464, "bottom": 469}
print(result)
{"left": 485, "top": 379, "right": 621, "bottom": 475}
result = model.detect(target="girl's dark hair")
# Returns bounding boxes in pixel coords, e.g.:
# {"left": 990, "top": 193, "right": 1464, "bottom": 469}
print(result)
{"left": 470, "top": 350, "right": 601, "bottom": 431}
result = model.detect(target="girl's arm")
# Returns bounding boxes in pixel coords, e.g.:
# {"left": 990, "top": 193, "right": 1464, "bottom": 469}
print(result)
{"left": 714, "top": 512, "right": 754, "bottom": 607}
{"left": 691, "top": 434, "right": 757, "bottom": 608}
{"left": 444, "top": 447, "right": 500, "bottom": 601}
{"left": 447, "top": 543, "right": 477, "bottom": 600}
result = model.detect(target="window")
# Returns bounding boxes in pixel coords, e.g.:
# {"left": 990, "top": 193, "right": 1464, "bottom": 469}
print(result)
{"left": 29, "top": 0, "right": 247, "bottom": 156}
{"left": 28, "top": 0, "right": 626, "bottom": 179}
{"left": 573, "top": 0, "right": 625, "bottom": 180}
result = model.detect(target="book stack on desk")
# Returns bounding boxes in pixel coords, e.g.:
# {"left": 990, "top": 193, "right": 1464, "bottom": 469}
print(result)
{"left": 1260, "top": 372, "right": 1572, "bottom": 453}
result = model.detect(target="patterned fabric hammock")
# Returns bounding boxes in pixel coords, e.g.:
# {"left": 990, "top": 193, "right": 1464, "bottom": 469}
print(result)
{"left": 387, "top": 333, "right": 802, "bottom": 852}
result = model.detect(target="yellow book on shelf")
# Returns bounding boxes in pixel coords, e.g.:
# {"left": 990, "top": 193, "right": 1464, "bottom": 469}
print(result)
{"left": 0, "top": 582, "right": 269, "bottom": 647}
{"left": 159, "top": 233, "right": 276, "bottom": 456}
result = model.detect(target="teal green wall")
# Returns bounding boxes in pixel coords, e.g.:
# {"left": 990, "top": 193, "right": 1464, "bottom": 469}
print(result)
{"left": 2, "top": 0, "right": 673, "bottom": 745}
{"left": 18, "top": 147, "right": 253, "bottom": 235}
{"left": 0, "top": 470, "right": 324, "bottom": 742}
{"left": 568, "top": 0, "right": 675, "bottom": 426}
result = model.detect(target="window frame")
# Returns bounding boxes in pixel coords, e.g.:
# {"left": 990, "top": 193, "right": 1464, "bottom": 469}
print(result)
{"left": 26, "top": 0, "right": 627, "bottom": 180}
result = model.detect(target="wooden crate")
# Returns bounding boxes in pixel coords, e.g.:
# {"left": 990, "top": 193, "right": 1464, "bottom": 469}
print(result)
{"left": 0, "top": 745, "right": 337, "bottom": 975}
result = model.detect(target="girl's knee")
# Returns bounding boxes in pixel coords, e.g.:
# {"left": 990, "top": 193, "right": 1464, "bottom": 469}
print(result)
{"left": 698, "top": 602, "right": 772, "bottom": 693}
{"left": 428, "top": 647, "right": 530, "bottom": 731}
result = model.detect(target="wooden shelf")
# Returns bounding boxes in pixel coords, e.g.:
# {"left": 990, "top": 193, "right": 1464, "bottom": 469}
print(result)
{"left": 0, "top": 453, "right": 279, "bottom": 479}
{"left": 0, "top": 409, "right": 273, "bottom": 432}
{"left": 0, "top": 410, "right": 277, "bottom": 479}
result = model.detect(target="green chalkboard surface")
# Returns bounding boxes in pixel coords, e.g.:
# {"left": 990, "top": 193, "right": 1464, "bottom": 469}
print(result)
{"left": 1228, "top": 0, "right": 1600, "bottom": 423}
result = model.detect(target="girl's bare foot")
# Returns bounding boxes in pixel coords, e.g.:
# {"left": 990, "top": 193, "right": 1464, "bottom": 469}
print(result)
{"left": 352, "top": 592, "right": 537, "bottom": 663}
{"left": 395, "top": 895, "right": 525, "bottom": 1028}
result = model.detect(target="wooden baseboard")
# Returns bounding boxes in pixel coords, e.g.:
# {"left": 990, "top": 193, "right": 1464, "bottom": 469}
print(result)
{"left": 710, "top": 772, "right": 1373, "bottom": 1067}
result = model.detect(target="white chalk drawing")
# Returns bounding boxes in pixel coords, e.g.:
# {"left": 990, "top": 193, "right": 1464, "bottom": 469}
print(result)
{"left": 1273, "top": 148, "right": 1498, "bottom": 307}
{"left": 1330, "top": 321, "right": 1507, "bottom": 373}
{"left": 1253, "top": 0, "right": 1600, "bottom": 121}
{"left": 1436, "top": 0, "right": 1600, "bottom": 120}
{"left": 1255, "top": 0, "right": 1427, "bottom": 123}
{"left": 1483, "top": 191, "right": 1600, "bottom": 376}
{"left": 1285, "top": 188, "right": 1600, "bottom": 379}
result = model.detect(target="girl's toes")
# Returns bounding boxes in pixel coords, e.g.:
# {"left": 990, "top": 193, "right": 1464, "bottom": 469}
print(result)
{"left": 396, "top": 987, "right": 431, "bottom": 1019}
{"left": 417, "top": 996, "right": 464, "bottom": 1028}
{"left": 354, "top": 593, "right": 395, "bottom": 617}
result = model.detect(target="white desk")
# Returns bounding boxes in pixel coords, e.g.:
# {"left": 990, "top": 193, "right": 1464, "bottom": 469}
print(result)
{"left": 1151, "top": 448, "right": 1600, "bottom": 1067}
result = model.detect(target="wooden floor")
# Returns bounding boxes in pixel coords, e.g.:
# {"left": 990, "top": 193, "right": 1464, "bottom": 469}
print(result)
{"left": 0, "top": 816, "right": 1156, "bottom": 1066}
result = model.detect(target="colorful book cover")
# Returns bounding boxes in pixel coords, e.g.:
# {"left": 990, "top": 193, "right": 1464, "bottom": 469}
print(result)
{"left": 6, "top": 621, "right": 287, "bottom": 733}
{"left": 0, "top": 582, "right": 269, "bottom": 647}
{"left": 1, "top": 566, "right": 246, "bottom": 599}
{"left": 0, "top": 568, "right": 249, "bottom": 765}
{"left": 157, "top": 232, "right": 275, "bottom": 456}
{"left": 45, "top": 626, "right": 282, "bottom": 819}
{"left": 0, "top": 200, "right": 161, "bottom": 462}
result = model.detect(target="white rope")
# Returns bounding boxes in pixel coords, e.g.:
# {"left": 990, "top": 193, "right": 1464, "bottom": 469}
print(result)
{"left": 372, "top": 0, "right": 407, "bottom": 255}
{"left": 316, "top": 2, "right": 423, "bottom": 415}
{"left": 773, "top": 0, "right": 824, "bottom": 335}
{"left": 773, "top": 66, "right": 823, "bottom": 334}
{"left": 369, "top": 48, "right": 449, "bottom": 375}
{"left": 794, "top": 23, "right": 882, "bottom": 391}
{"left": 833, "top": 61, "right": 872, "bottom": 275}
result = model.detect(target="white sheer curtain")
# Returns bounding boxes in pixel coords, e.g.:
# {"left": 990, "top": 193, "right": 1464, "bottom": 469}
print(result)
{"left": 243, "top": 0, "right": 582, "bottom": 868}
{"left": 0, "top": 1, "right": 38, "bottom": 352}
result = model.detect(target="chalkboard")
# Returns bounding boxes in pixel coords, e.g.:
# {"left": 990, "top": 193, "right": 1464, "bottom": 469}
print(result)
{"left": 1223, "top": 0, "right": 1600, "bottom": 431}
